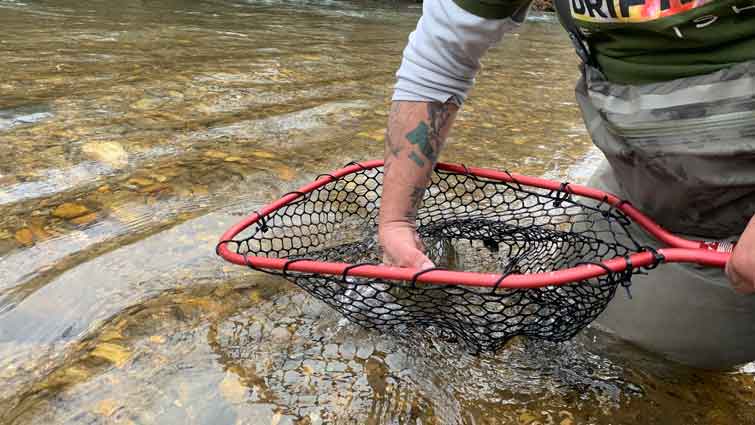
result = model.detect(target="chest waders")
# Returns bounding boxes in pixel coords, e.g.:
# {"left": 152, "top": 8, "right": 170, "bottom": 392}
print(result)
{"left": 553, "top": 0, "right": 755, "bottom": 369}
{"left": 555, "top": 0, "right": 755, "bottom": 239}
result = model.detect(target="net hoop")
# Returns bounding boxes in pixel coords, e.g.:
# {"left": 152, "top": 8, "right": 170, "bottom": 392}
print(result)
{"left": 217, "top": 160, "right": 729, "bottom": 289}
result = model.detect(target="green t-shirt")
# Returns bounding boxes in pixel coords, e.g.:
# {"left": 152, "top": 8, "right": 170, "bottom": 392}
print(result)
{"left": 453, "top": 0, "right": 755, "bottom": 84}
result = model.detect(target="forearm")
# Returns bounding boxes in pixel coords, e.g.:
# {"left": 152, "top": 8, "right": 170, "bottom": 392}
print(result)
{"left": 379, "top": 101, "right": 459, "bottom": 228}
{"left": 378, "top": 0, "right": 526, "bottom": 267}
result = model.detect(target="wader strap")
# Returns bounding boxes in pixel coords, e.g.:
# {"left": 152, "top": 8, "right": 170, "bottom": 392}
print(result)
{"left": 554, "top": 0, "right": 596, "bottom": 68}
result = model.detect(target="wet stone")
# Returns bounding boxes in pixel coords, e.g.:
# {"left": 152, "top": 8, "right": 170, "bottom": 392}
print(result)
{"left": 250, "top": 150, "right": 276, "bottom": 159}
{"left": 308, "top": 410, "right": 324, "bottom": 425}
{"left": 339, "top": 342, "right": 356, "bottom": 360}
{"left": 302, "top": 359, "right": 325, "bottom": 374}
{"left": 356, "top": 345, "right": 374, "bottom": 360}
{"left": 131, "top": 97, "right": 164, "bottom": 110}
{"left": 138, "top": 183, "right": 169, "bottom": 194}
{"left": 204, "top": 150, "right": 229, "bottom": 159}
{"left": 384, "top": 352, "right": 407, "bottom": 371}
{"left": 14, "top": 228, "right": 34, "bottom": 246}
{"left": 518, "top": 410, "right": 539, "bottom": 425}
{"left": 28, "top": 220, "right": 50, "bottom": 239}
{"left": 149, "top": 335, "right": 167, "bottom": 344}
{"left": 0, "top": 238, "right": 15, "bottom": 255}
{"left": 301, "top": 299, "right": 325, "bottom": 318}
{"left": 270, "top": 327, "right": 290, "bottom": 343}
{"left": 127, "top": 177, "right": 154, "bottom": 187}
{"left": 283, "top": 370, "right": 301, "bottom": 384}
{"left": 323, "top": 344, "right": 339, "bottom": 359}
{"left": 325, "top": 362, "right": 347, "bottom": 373}
{"left": 375, "top": 340, "right": 393, "bottom": 354}
{"left": 282, "top": 359, "right": 300, "bottom": 370}
{"left": 296, "top": 394, "right": 317, "bottom": 406}
{"left": 95, "top": 399, "right": 120, "bottom": 417}
{"left": 82, "top": 141, "right": 129, "bottom": 169}
{"left": 0, "top": 104, "right": 53, "bottom": 131}
{"left": 71, "top": 212, "right": 98, "bottom": 226}
{"left": 348, "top": 360, "right": 362, "bottom": 373}
{"left": 219, "top": 372, "right": 247, "bottom": 404}
{"left": 52, "top": 202, "right": 91, "bottom": 219}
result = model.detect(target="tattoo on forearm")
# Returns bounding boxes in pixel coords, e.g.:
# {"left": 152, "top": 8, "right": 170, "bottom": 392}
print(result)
{"left": 385, "top": 103, "right": 403, "bottom": 159}
{"left": 404, "top": 101, "right": 454, "bottom": 169}
{"left": 406, "top": 121, "right": 434, "bottom": 167}
{"left": 385, "top": 131, "right": 401, "bottom": 158}
{"left": 427, "top": 102, "right": 453, "bottom": 138}
{"left": 405, "top": 186, "right": 426, "bottom": 220}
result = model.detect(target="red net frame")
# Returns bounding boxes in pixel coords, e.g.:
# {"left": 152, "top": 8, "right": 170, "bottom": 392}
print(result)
{"left": 217, "top": 160, "right": 728, "bottom": 288}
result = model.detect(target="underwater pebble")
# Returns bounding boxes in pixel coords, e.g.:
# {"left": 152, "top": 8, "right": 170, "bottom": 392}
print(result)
{"left": 283, "top": 370, "right": 301, "bottom": 384}
{"left": 204, "top": 150, "right": 228, "bottom": 159}
{"left": 323, "top": 344, "right": 339, "bottom": 358}
{"left": 339, "top": 342, "right": 356, "bottom": 360}
{"left": 356, "top": 345, "right": 373, "bottom": 359}
{"left": 52, "top": 202, "right": 90, "bottom": 219}
{"left": 127, "top": 177, "right": 154, "bottom": 187}
{"left": 308, "top": 411, "right": 323, "bottom": 425}
{"left": 71, "top": 212, "right": 98, "bottom": 226}
{"left": 82, "top": 141, "right": 129, "bottom": 169}
{"left": 219, "top": 372, "right": 247, "bottom": 404}
{"left": 385, "top": 352, "right": 407, "bottom": 371}
{"left": 348, "top": 360, "right": 362, "bottom": 373}
{"left": 270, "top": 327, "right": 290, "bottom": 343}
{"left": 130, "top": 97, "right": 163, "bottom": 110}
{"left": 149, "top": 335, "right": 166, "bottom": 344}
{"left": 325, "top": 362, "right": 347, "bottom": 373}
{"left": 95, "top": 399, "right": 120, "bottom": 417}
{"left": 301, "top": 299, "right": 324, "bottom": 318}
{"left": 250, "top": 150, "right": 276, "bottom": 159}
{"left": 302, "top": 359, "right": 325, "bottom": 374}
{"left": 518, "top": 410, "right": 538, "bottom": 424}
{"left": 14, "top": 228, "right": 33, "bottom": 245}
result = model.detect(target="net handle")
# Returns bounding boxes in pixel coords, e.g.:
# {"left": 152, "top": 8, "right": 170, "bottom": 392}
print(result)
{"left": 216, "top": 160, "right": 731, "bottom": 288}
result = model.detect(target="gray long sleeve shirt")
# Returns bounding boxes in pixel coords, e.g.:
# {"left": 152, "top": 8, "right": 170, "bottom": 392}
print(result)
{"left": 392, "top": 0, "right": 531, "bottom": 105}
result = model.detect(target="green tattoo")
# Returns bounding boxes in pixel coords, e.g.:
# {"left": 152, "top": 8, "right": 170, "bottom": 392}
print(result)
{"left": 406, "top": 121, "right": 436, "bottom": 167}
{"left": 408, "top": 151, "right": 425, "bottom": 167}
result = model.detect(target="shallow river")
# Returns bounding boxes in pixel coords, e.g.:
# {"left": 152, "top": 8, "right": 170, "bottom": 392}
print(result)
{"left": 1, "top": 0, "right": 753, "bottom": 424}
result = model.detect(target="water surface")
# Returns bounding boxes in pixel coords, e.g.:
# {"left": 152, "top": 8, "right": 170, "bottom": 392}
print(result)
{"left": 1, "top": 1, "right": 753, "bottom": 424}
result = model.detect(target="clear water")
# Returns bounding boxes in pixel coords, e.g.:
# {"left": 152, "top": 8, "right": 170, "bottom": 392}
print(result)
{"left": 1, "top": 0, "right": 753, "bottom": 424}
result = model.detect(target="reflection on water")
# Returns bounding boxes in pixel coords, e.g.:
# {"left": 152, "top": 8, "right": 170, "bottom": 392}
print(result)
{"left": 0, "top": 0, "right": 753, "bottom": 424}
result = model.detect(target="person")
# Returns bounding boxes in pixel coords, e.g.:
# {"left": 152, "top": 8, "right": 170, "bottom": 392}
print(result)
{"left": 378, "top": 0, "right": 755, "bottom": 369}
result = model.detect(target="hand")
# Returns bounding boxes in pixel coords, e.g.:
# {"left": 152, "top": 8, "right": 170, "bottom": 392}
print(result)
{"left": 725, "top": 215, "right": 755, "bottom": 294}
{"left": 379, "top": 220, "right": 435, "bottom": 269}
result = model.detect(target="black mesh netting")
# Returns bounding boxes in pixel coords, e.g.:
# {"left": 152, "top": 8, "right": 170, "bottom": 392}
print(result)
{"left": 224, "top": 165, "right": 649, "bottom": 352}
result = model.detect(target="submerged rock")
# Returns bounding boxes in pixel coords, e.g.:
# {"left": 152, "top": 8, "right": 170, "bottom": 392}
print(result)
{"left": 14, "top": 228, "right": 34, "bottom": 246}
{"left": 82, "top": 141, "right": 129, "bottom": 169}
{"left": 270, "top": 327, "right": 291, "bottom": 343}
{"left": 52, "top": 202, "right": 91, "bottom": 219}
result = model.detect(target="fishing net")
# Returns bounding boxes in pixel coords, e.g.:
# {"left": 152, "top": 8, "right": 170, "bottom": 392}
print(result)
{"left": 223, "top": 164, "right": 647, "bottom": 352}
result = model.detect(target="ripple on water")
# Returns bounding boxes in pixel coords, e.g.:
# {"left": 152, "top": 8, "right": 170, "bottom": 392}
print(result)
{"left": 0, "top": 105, "right": 54, "bottom": 132}
{"left": 1, "top": 1, "right": 753, "bottom": 424}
